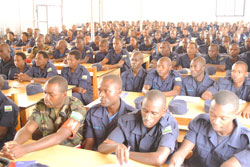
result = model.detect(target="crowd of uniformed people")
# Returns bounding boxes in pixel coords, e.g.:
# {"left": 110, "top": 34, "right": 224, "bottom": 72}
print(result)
{"left": 0, "top": 20, "right": 250, "bottom": 166}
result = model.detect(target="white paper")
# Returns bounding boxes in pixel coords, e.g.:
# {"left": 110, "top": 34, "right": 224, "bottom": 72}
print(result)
{"left": 174, "top": 96, "right": 200, "bottom": 103}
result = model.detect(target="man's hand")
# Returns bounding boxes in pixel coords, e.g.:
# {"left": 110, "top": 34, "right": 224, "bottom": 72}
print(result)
{"left": 17, "top": 73, "right": 31, "bottom": 82}
{"left": 242, "top": 109, "right": 250, "bottom": 119}
{"left": 1, "top": 141, "right": 26, "bottom": 160}
{"left": 115, "top": 144, "right": 130, "bottom": 166}
{"left": 102, "top": 66, "right": 110, "bottom": 71}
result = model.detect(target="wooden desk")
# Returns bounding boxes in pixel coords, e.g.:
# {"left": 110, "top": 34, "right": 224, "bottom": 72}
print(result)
{"left": 2, "top": 80, "right": 75, "bottom": 126}
{"left": 15, "top": 143, "right": 154, "bottom": 167}
{"left": 120, "top": 91, "right": 250, "bottom": 129}
{"left": 182, "top": 72, "right": 226, "bottom": 81}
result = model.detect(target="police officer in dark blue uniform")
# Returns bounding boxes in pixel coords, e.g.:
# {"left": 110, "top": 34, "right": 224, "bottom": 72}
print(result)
{"left": 143, "top": 57, "right": 182, "bottom": 97}
{"left": 61, "top": 50, "right": 93, "bottom": 105}
{"left": 71, "top": 37, "right": 94, "bottom": 63}
{"left": 181, "top": 56, "right": 215, "bottom": 97}
{"left": 202, "top": 61, "right": 250, "bottom": 118}
{"left": 225, "top": 43, "right": 242, "bottom": 70}
{"left": 101, "top": 37, "right": 131, "bottom": 73}
{"left": 121, "top": 51, "right": 147, "bottom": 92}
{"left": 8, "top": 52, "right": 30, "bottom": 80}
{"left": 83, "top": 74, "right": 135, "bottom": 150}
{"left": 17, "top": 51, "right": 58, "bottom": 83}
{"left": 95, "top": 39, "right": 109, "bottom": 63}
{"left": 0, "top": 76, "right": 19, "bottom": 149}
{"left": 0, "top": 44, "right": 15, "bottom": 79}
{"left": 169, "top": 90, "right": 250, "bottom": 167}
{"left": 98, "top": 90, "right": 179, "bottom": 166}
{"left": 52, "top": 40, "right": 69, "bottom": 62}
{"left": 203, "top": 43, "right": 226, "bottom": 71}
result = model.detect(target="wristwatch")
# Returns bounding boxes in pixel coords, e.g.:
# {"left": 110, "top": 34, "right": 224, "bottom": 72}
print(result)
{"left": 31, "top": 77, "right": 34, "bottom": 83}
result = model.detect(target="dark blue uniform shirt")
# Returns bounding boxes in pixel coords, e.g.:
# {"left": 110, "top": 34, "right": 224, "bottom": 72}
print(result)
{"left": 25, "top": 61, "right": 58, "bottom": 78}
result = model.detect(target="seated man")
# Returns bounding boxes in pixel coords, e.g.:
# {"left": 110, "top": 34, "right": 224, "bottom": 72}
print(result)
{"left": 169, "top": 90, "right": 250, "bottom": 167}
{"left": 181, "top": 56, "right": 215, "bottom": 97}
{"left": 1, "top": 76, "right": 86, "bottom": 159}
{"left": 100, "top": 37, "right": 131, "bottom": 73}
{"left": 203, "top": 43, "right": 226, "bottom": 71}
{"left": 29, "top": 36, "right": 52, "bottom": 60}
{"left": 14, "top": 32, "right": 30, "bottom": 51}
{"left": 8, "top": 52, "right": 30, "bottom": 80}
{"left": 71, "top": 37, "right": 94, "bottom": 63}
{"left": 225, "top": 43, "right": 242, "bottom": 71}
{"left": 176, "top": 41, "right": 198, "bottom": 69}
{"left": 61, "top": 50, "right": 93, "bottom": 105}
{"left": 150, "top": 41, "right": 178, "bottom": 69}
{"left": 126, "top": 36, "right": 139, "bottom": 52}
{"left": 202, "top": 61, "right": 250, "bottom": 118}
{"left": 84, "top": 74, "right": 135, "bottom": 150}
{"left": 51, "top": 40, "right": 69, "bottom": 62}
{"left": 139, "top": 36, "right": 154, "bottom": 55}
{"left": 240, "top": 37, "right": 250, "bottom": 54}
{"left": 17, "top": 51, "right": 58, "bottom": 83}
{"left": 98, "top": 90, "right": 179, "bottom": 166}
{"left": 121, "top": 51, "right": 147, "bottom": 92}
{"left": 143, "top": 57, "right": 182, "bottom": 97}
{"left": 89, "top": 35, "right": 101, "bottom": 51}
{"left": 0, "top": 44, "right": 15, "bottom": 78}
{"left": 95, "top": 39, "right": 109, "bottom": 63}
{"left": 0, "top": 76, "right": 19, "bottom": 149}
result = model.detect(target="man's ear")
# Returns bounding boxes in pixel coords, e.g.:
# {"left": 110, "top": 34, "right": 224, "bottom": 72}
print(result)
{"left": 245, "top": 72, "right": 249, "bottom": 77}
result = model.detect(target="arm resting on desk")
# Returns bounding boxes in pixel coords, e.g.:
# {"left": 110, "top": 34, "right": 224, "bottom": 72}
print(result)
{"left": 83, "top": 138, "right": 95, "bottom": 150}
{"left": 142, "top": 85, "right": 150, "bottom": 95}
{"left": 98, "top": 139, "right": 171, "bottom": 166}
{"left": 241, "top": 103, "right": 250, "bottom": 119}
{"left": 168, "top": 139, "right": 195, "bottom": 167}
{"left": 102, "top": 60, "right": 124, "bottom": 71}
{"left": 201, "top": 90, "right": 213, "bottom": 100}
{"left": 206, "top": 64, "right": 225, "bottom": 72}
{"left": 163, "top": 85, "right": 181, "bottom": 97}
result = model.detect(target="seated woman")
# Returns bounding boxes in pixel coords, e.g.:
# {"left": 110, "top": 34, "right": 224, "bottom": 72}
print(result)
{"left": 8, "top": 52, "right": 30, "bottom": 80}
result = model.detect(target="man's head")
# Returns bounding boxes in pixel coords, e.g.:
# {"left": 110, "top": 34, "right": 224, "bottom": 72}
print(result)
{"left": 56, "top": 40, "right": 67, "bottom": 50}
{"left": 130, "top": 51, "right": 143, "bottom": 72}
{"left": 229, "top": 43, "right": 240, "bottom": 58}
{"left": 99, "top": 39, "right": 109, "bottom": 54}
{"left": 98, "top": 74, "right": 122, "bottom": 107}
{"left": 245, "top": 37, "right": 250, "bottom": 49}
{"left": 21, "top": 32, "right": 28, "bottom": 42}
{"left": 35, "top": 51, "right": 49, "bottom": 67}
{"left": 0, "top": 75, "right": 4, "bottom": 90}
{"left": 14, "top": 52, "right": 26, "bottom": 69}
{"left": 144, "top": 36, "right": 151, "bottom": 47}
{"left": 36, "top": 36, "right": 45, "bottom": 48}
{"left": 190, "top": 56, "right": 206, "bottom": 78}
{"left": 112, "top": 37, "right": 123, "bottom": 53}
{"left": 0, "top": 43, "right": 10, "bottom": 60}
{"left": 156, "top": 57, "right": 172, "bottom": 78}
{"left": 67, "top": 50, "right": 81, "bottom": 69}
{"left": 209, "top": 90, "right": 239, "bottom": 135}
{"left": 187, "top": 42, "right": 198, "bottom": 56}
{"left": 141, "top": 90, "right": 166, "bottom": 130}
{"left": 44, "top": 76, "right": 68, "bottom": 109}
{"left": 231, "top": 61, "right": 248, "bottom": 84}
{"left": 159, "top": 41, "right": 171, "bottom": 56}
{"left": 76, "top": 37, "right": 84, "bottom": 49}
{"left": 94, "top": 36, "right": 101, "bottom": 46}
{"left": 208, "top": 44, "right": 219, "bottom": 59}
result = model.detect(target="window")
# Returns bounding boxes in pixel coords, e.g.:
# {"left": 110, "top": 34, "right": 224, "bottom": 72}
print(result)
{"left": 216, "top": 0, "right": 245, "bottom": 16}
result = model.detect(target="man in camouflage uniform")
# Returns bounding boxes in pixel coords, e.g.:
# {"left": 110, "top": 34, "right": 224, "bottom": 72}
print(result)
{"left": 1, "top": 76, "right": 87, "bottom": 159}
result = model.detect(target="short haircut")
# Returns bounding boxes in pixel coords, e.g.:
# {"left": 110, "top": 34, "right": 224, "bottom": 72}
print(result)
{"left": 233, "top": 61, "right": 248, "bottom": 72}
{"left": 15, "top": 52, "right": 26, "bottom": 60}
{"left": 192, "top": 56, "right": 206, "bottom": 66}
{"left": 113, "top": 37, "right": 122, "bottom": 44}
{"left": 37, "top": 50, "right": 49, "bottom": 59}
{"left": 102, "top": 74, "right": 122, "bottom": 89}
{"left": 209, "top": 43, "right": 219, "bottom": 51}
{"left": 0, "top": 43, "right": 10, "bottom": 51}
{"left": 211, "top": 90, "right": 239, "bottom": 112}
{"left": 158, "top": 57, "right": 172, "bottom": 66}
{"left": 22, "top": 32, "right": 28, "bottom": 37}
{"left": 0, "top": 75, "right": 4, "bottom": 89}
{"left": 188, "top": 41, "right": 198, "bottom": 49}
{"left": 69, "top": 50, "right": 81, "bottom": 60}
{"left": 46, "top": 76, "right": 68, "bottom": 93}
{"left": 161, "top": 41, "right": 170, "bottom": 49}
{"left": 76, "top": 37, "right": 84, "bottom": 41}
{"left": 100, "top": 39, "right": 109, "bottom": 47}
{"left": 8, "top": 32, "right": 14, "bottom": 36}
{"left": 132, "top": 51, "right": 143, "bottom": 60}
{"left": 143, "top": 90, "right": 166, "bottom": 108}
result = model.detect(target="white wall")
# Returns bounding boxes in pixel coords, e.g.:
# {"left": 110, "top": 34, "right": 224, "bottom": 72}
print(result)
{"left": 1, "top": 0, "right": 250, "bottom": 36}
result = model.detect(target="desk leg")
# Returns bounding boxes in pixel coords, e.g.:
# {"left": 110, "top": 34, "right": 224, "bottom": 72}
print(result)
{"left": 19, "top": 108, "right": 27, "bottom": 127}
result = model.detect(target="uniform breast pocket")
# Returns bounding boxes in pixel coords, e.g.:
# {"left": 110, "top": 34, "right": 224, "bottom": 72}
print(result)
{"left": 196, "top": 143, "right": 211, "bottom": 163}
{"left": 70, "top": 75, "right": 80, "bottom": 85}
{"left": 93, "top": 126, "right": 105, "bottom": 138}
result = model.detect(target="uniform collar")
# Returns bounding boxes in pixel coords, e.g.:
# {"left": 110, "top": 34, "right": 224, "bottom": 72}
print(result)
{"left": 200, "top": 72, "right": 213, "bottom": 86}
{"left": 93, "top": 98, "right": 127, "bottom": 118}
{"left": 128, "top": 67, "right": 145, "bottom": 78}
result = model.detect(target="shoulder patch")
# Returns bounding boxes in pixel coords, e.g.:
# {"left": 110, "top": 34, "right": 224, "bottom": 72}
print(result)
{"left": 122, "top": 55, "right": 127, "bottom": 58}
{"left": 175, "top": 77, "right": 182, "bottom": 82}
{"left": 47, "top": 67, "right": 52, "bottom": 72}
{"left": 86, "top": 50, "right": 90, "bottom": 53}
{"left": 70, "top": 111, "right": 83, "bottom": 122}
{"left": 219, "top": 57, "right": 224, "bottom": 61}
{"left": 82, "top": 75, "right": 87, "bottom": 80}
{"left": 162, "top": 125, "right": 172, "bottom": 134}
{"left": 4, "top": 105, "right": 13, "bottom": 112}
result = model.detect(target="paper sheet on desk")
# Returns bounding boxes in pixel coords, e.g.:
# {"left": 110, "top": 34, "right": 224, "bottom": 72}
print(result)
{"left": 174, "top": 96, "right": 200, "bottom": 103}
{"left": 239, "top": 99, "right": 246, "bottom": 105}
{"left": 85, "top": 98, "right": 100, "bottom": 108}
